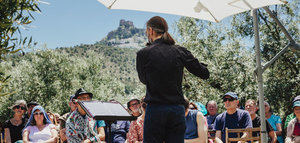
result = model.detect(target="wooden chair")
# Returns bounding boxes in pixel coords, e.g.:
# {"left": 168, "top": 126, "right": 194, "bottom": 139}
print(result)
{"left": 225, "top": 127, "right": 261, "bottom": 143}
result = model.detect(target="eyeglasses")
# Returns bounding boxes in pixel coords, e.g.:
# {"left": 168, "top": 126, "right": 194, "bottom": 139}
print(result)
{"left": 189, "top": 107, "right": 197, "bottom": 110}
{"left": 130, "top": 102, "right": 139, "bottom": 107}
{"left": 33, "top": 112, "right": 43, "bottom": 116}
{"left": 223, "top": 97, "right": 235, "bottom": 102}
{"left": 14, "top": 105, "right": 26, "bottom": 110}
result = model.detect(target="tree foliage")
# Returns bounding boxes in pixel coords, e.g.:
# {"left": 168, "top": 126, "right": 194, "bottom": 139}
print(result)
{"left": 175, "top": 1, "right": 299, "bottom": 115}
{"left": 0, "top": 44, "right": 145, "bottom": 121}
{"left": 0, "top": 0, "right": 40, "bottom": 58}
{"left": 0, "top": 0, "right": 40, "bottom": 98}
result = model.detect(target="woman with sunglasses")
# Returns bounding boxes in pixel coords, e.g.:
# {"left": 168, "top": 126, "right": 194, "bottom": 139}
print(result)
{"left": 23, "top": 106, "right": 58, "bottom": 143}
{"left": 3, "top": 100, "right": 27, "bottom": 143}
{"left": 127, "top": 97, "right": 147, "bottom": 143}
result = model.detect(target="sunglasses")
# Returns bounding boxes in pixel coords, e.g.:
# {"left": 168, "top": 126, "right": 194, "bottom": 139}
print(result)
{"left": 223, "top": 97, "right": 235, "bottom": 102}
{"left": 14, "top": 105, "right": 26, "bottom": 110}
{"left": 77, "top": 96, "right": 91, "bottom": 100}
{"left": 33, "top": 112, "right": 43, "bottom": 116}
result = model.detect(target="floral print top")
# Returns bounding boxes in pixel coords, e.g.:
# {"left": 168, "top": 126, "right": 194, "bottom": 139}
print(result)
{"left": 127, "top": 116, "right": 144, "bottom": 143}
{"left": 66, "top": 110, "right": 101, "bottom": 143}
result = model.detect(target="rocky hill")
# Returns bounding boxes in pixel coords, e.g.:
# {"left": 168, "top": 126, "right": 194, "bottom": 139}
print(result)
{"left": 98, "top": 19, "right": 147, "bottom": 49}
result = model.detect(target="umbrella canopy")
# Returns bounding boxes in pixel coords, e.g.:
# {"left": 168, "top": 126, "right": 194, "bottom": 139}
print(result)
{"left": 97, "top": 0, "right": 285, "bottom": 22}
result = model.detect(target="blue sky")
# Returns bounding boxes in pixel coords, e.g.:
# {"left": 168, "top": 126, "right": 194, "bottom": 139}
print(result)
{"left": 24, "top": 0, "right": 181, "bottom": 49}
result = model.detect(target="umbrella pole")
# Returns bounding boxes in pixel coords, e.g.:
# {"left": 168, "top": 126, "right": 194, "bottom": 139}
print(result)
{"left": 252, "top": 9, "right": 268, "bottom": 143}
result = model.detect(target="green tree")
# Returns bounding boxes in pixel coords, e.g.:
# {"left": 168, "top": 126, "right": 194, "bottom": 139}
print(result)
{"left": 0, "top": 0, "right": 41, "bottom": 97}
{"left": 176, "top": 18, "right": 257, "bottom": 109}
{"left": 0, "top": 45, "right": 145, "bottom": 121}
{"left": 231, "top": 1, "right": 299, "bottom": 117}
{"left": 0, "top": 0, "right": 40, "bottom": 58}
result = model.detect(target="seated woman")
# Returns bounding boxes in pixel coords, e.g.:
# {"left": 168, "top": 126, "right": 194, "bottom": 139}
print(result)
{"left": 23, "top": 106, "right": 58, "bottom": 143}
{"left": 286, "top": 100, "right": 300, "bottom": 143}
{"left": 184, "top": 98, "right": 208, "bottom": 143}
{"left": 265, "top": 101, "right": 284, "bottom": 143}
{"left": 127, "top": 97, "right": 146, "bottom": 143}
{"left": 3, "top": 100, "right": 27, "bottom": 143}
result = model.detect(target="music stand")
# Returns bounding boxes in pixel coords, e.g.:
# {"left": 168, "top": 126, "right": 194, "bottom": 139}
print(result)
{"left": 78, "top": 100, "right": 136, "bottom": 143}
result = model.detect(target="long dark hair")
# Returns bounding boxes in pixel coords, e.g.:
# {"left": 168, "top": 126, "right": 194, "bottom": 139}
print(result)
{"left": 146, "top": 16, "right": 175, "bottom": 45}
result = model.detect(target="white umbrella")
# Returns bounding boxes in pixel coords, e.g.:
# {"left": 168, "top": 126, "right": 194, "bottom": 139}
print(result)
{"left": 97, "top": 0, "right": 298, "bottom": 143}
{"left": 97, "top": 0, "right": 285, "bottom": 22}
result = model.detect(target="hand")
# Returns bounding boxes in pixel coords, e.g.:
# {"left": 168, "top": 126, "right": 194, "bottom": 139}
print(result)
{"left": 59, "top": 128, "right": 67, "bottom": 142}
{"left": 82, "top": 139, "right": 91, "bottom": 143}
{"left": 200, "top": 62, "right": 208, "bottom": 67}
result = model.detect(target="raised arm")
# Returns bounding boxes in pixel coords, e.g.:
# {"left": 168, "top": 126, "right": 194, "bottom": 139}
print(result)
{"left": 178, "top": 46, "right": 209, "bottom": 79}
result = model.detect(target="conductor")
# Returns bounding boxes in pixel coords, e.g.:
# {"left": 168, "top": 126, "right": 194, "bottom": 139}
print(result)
{"left": 136, "top": 16, "right": 210, "bottom": 143}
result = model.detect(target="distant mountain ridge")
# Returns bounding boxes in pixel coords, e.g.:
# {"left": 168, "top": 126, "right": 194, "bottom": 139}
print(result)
{"left": 98, "top": 19, "right": 147, "bottom": 49}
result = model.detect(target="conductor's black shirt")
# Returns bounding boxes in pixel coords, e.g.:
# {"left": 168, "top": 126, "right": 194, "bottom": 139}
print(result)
{"left": 136, "top": 38, "right": 209, "bottom": 105}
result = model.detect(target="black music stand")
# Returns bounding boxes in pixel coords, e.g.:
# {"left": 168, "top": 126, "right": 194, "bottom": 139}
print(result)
{"left": 78, "top": 100, "right": 136, "bottom": 143}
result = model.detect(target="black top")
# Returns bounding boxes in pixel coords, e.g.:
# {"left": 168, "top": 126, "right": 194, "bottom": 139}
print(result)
{"left": 252, "top": 116, "right": 274, "bottom": 137}
{"left": 3, "top": 118, "right": 26, "bottom": 143}
{"left": 136, "top": 38, "right": 209, "bottom": 105}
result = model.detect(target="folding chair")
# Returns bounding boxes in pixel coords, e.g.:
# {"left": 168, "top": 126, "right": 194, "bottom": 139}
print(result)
{"left": 225, "top": 127, "right": 261, "bottom": 143}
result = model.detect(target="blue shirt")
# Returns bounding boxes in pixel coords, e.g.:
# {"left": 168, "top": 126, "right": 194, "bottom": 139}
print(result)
{"left": 206, "top": 114, "right": 218, "bottom": 130}
{"left": 185, "top": 110, "right": 199, "bottom": 139}
{"left": 213, "top": 109, "right": 252, "bottom": 143}
{"left": 267, "top": 114, "right": 283, "bottom": 143}
{"left": 105, "top": 121, "right": 131, "bottom": 143}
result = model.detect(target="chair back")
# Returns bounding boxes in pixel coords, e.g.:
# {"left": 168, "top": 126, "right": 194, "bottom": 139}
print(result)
{"left": 225, "top": 127, "right": 261, "bottom": 143}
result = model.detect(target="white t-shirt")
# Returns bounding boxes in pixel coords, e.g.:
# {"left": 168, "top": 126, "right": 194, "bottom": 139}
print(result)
{"left": 24, "top": 124, "right": 55, "bottom": 142}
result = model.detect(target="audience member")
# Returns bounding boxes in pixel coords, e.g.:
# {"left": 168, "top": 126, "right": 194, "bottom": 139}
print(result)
{"left": 47, "top": 111, "right": 58, "bottom": 126}
{"left": 105, "top": 120, "right": 131, "bottom": 143}
{"left": 58, "top": 115, "right": 67, "bottom": 143}
{"left": 3, "top": 100, "right": 27, "bottom": 143}
{"left": 265, "top": 101, "right": 283, "bottom": 143}
{"left": 127, "top": 98, "right": 142, "bottom": 117}
{"left": 213, "top": 92, "right": 252, "bottom": 143}
{"left": 205, "top": 100, "right": 219, "bottom": 130}
{"left": 66, "top": 88, "right": 105, "bottom": 142}
{"left": 245, "top": 99, "right": 277, "bottom": 143}
{"left": 127, "top": 97, "right": 146, "bottom": 143}
{"left": 285, "top": 99, "right": 300, "bottom": 143}
{"left": 62, "top": 94, "right": 77, "bottom": 120}
{"left": 105, "top": 99, "right": 131, "bottom": 143}
{"left": 284, "top": 96, "right": 299, "bottom": 130}
{"left": 189, "top": 102, "right": 199, "bottom": 110}
{"left": 0, "top": 122, "right": 3, "bottom": 142}
{"left": 58, "top": 94, "right": 76, "bottom": 143}
{"left": 25, "top": 102, "right": 39, "bottom": 120}
{"left": 23, "top": 105, "right": 58, "bottom": 143}
{"left": 184, "top": 98, "right": 208, "bottom": 143}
